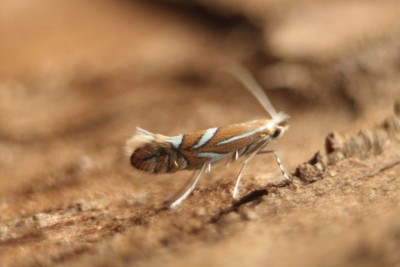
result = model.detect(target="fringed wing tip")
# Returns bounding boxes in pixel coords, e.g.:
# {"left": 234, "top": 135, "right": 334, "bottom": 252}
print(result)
{"left": 125, "top": 127, "right": 155, "bottom": 156}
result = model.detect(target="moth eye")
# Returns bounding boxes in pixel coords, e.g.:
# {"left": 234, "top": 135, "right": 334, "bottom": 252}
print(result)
{"left": 272, "top": 128, "right": 281, "bottom": 138}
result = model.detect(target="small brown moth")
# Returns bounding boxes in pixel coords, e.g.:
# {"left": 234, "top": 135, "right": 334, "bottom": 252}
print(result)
{"left": 126, "top": 65, "right": 290, "bottom": 208}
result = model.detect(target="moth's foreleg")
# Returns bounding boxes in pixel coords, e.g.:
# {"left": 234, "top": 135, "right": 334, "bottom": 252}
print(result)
{"left": 257, "top": 150, "right": 291, "bottom": 183}
{"left": 164, "top": 163, "right": 208, "bottom": 209}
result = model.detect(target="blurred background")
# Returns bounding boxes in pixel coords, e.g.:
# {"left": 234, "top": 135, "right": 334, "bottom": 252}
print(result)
{"left": 1, "top": 0, "right": 400, "bottom": 266}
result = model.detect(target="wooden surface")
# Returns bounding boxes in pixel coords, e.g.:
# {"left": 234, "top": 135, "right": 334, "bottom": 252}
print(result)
{"left": 1, "top": 1, "right": 400, "bottom": 266}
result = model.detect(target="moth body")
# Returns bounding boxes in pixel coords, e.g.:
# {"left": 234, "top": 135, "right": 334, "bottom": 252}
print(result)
{"left": 127, "top": 113, "right": 288, "bottom": 175}
{"left": 126, "top": 65, "right": 291, "bottom": 208}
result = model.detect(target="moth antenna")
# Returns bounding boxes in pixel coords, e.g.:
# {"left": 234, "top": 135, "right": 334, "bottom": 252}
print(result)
{"left": 226, "top": 64, "right": 278, "bottom": 120}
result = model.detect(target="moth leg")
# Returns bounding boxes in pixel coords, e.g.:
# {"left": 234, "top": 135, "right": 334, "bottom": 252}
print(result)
{"left": 231, "top": 144, "right": 266, "bottom": 199}
{"left": 232, "top": 160, "right": 249, "bottom": 199}
{"left": 164, "top": 163, "right": 208, "bottom": 209}
{"left": 257, "top": 150, "right": 291, "bottom": 182}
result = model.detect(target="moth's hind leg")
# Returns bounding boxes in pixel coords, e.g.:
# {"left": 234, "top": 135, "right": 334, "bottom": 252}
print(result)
{"left": 232, "top": 160, "right": 249, "bottom": 199}
{"left": 257, "top": 150, "right": 291, "bottom": 183}
{"left": 163, "top": 163, "right": 208, "bottom": 209}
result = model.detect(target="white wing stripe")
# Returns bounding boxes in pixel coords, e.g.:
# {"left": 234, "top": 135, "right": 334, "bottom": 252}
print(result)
{"left": 193, "top": 127, "right": 218, "bottom": 149}
{"left": 169, "top": 134, "right": 184, "bottom": 149}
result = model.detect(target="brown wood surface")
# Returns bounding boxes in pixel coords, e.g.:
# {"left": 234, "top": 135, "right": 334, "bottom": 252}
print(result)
{"left": 0, "top": 1, "right": 400, "bottom": 266}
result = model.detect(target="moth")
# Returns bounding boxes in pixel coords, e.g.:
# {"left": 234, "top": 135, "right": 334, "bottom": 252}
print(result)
{"left": 126, "top": 65, "right": 290, "bottom": 208}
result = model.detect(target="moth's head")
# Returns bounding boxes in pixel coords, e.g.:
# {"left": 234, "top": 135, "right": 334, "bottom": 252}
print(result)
{"left": 272, "top": 112, "right": 289, "bottom": 139}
